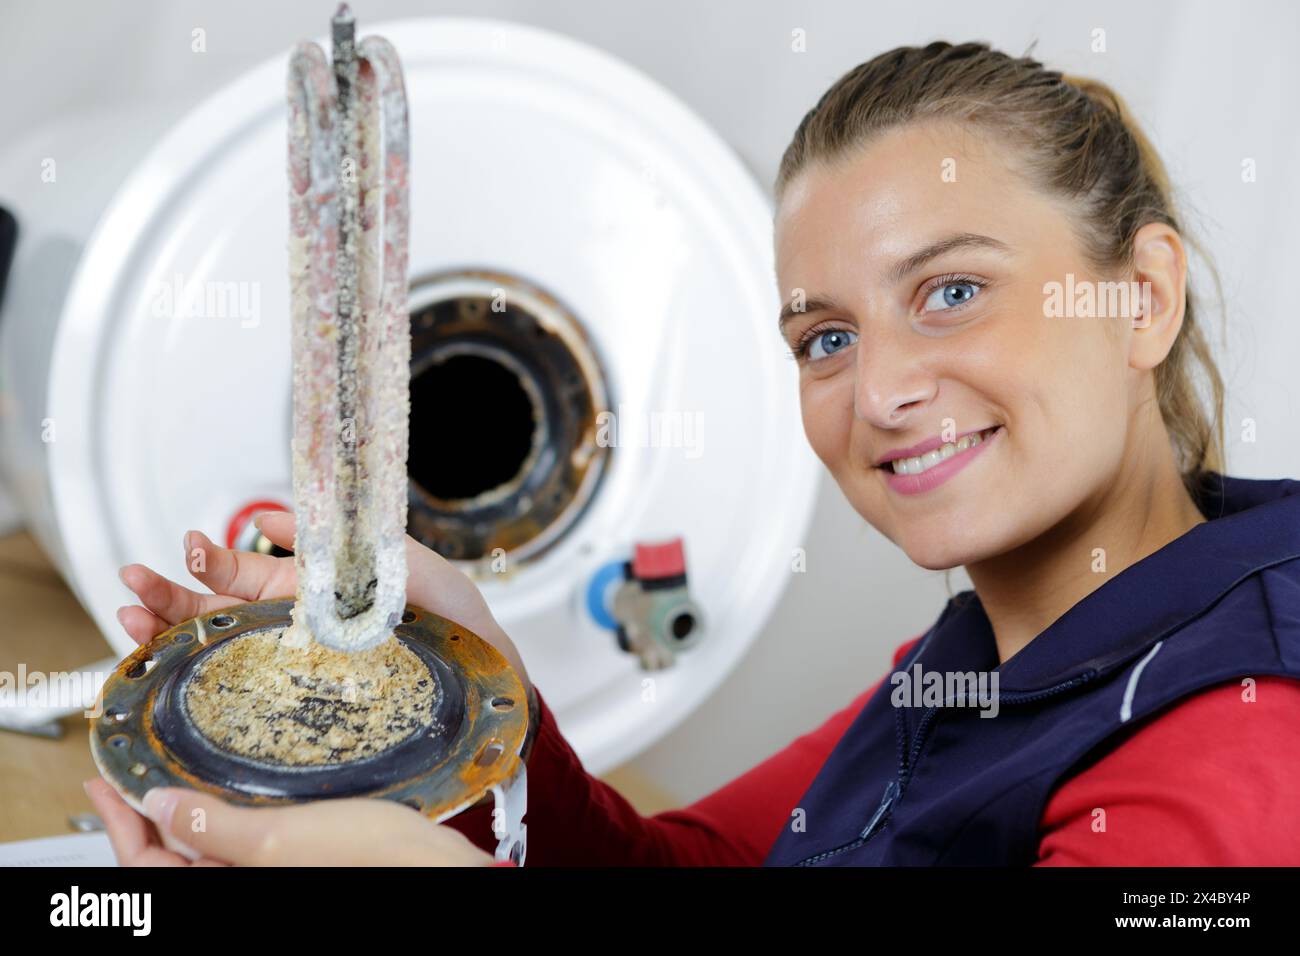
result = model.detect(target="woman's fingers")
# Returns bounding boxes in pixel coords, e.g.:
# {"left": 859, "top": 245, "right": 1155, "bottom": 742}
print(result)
{"left": 118, "top": 563, "right": 243, "bottom": 628}
{"left": 83, "top": 778, "right": 186, "bottom": 866}
{"left": 183, "top": 529, "right": 296, "bottom": 602}
{"left": 238, "top": 511, "right": 502, "bottom": 659}
{"left": 403, "top": 537, "right": 531, "bottom": 688}
{"left": 138, "top": 788, "right": 493, "bottom": 866}
{"left": 115, "top": 604, "right": 171, "bottom": 646}
{"left": 116, "top": 511, "right": 529, "bottom": 690}
{"left": 85, "top": 779, "right": 224, "bottom": 866}
{"left": 250, "top": 510, "right": 524, "bottom": 682}
{"left": 115, "top": 526, "right": 296, "bottom": 633}
{"left": 253, "top": 510, "right": 296, "bottom": 551}
{"left": 85, "top": 778, "right": 154, "bottom": 862}
{"left": 404, "top": 536, "right": 498, "bottom": 632}
{"left": 138, "top": 789, "right": 347, "bottom": 865}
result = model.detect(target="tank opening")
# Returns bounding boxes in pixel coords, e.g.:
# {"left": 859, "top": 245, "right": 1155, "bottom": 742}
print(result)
{"left": 409, "top": 353, "right": 537, "bottom": 501}
{"left": 404, "top": 270, "right": 612, "bottom": 567}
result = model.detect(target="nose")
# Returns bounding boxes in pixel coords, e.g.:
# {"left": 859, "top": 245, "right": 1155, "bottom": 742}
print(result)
{"left": 852, "top": 326, "right": 937, "bottom": 429}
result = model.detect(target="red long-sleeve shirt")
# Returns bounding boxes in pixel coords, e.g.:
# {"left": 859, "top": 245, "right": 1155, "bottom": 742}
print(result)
{"left": 455, "top": 635, "right": 1300, "bottom": 866}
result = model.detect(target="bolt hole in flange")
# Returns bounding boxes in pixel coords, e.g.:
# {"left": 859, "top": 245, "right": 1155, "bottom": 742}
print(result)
{"left": 125, "top": 658, "right": 152, "bottom": 680}
{"left": 475, "top": 741, "right": 505, "bottom": 767}
{"left": 406, "top": 270, "right": 611, "bottom": 569}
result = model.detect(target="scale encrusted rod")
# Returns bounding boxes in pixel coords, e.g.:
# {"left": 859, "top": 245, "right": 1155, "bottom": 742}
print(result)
{"left": 285, "top": 4, "right": 410, "bottom": 651}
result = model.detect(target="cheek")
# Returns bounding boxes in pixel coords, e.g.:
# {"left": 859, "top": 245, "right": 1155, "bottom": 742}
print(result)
{"left": 1041, "top": 317, "right": 1129, "bottom": 421}
{"left": 798, "top": 376, "right": 853, "bottom": 468}
{"left": 1003, "top": 316, "right": 1132, "bottom": 502}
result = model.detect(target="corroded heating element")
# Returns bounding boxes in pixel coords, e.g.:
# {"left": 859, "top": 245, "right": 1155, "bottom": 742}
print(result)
{"left": 92, "top": 12, "right": 528, "bottom": 865}
{"left": 286, "top": 5, "right": 411, "bottom": 652}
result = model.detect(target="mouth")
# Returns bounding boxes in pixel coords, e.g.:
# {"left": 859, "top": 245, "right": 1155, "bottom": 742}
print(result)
{"left": 875, "top": 425, "right": 1002, "bottom": 476}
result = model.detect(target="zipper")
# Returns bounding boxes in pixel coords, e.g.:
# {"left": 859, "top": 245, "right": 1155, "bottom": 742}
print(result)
{"left": 860, "top": 778, "right": 900, "bottom": 839}
{"left": 794, "top": 778, "right": 899, "bottom": 866}
{"left": 792, "top": 669, "right": 1097, "bottom": 866}
{"left": 792, "top": 705, "right": 935, "bottom": 865}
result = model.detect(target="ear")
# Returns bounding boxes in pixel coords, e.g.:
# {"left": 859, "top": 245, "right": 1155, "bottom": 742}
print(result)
{"left": 1128, "top": 221, "right": 1187, "bottom": 371}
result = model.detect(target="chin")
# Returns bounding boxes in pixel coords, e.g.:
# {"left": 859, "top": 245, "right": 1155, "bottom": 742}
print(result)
{"left": 894, "top": 527, "right": 993, "bottom": 572}
{"left": 902, "top": 544, "right": 970, "bottom": 572}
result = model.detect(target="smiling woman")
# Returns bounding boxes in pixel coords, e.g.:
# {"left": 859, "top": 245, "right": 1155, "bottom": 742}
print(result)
{"left": 758, "top": 40, "right": 1300, "bottom": 866}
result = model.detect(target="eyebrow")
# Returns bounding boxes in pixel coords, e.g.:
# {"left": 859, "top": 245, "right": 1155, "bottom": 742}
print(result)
{"left": 777, "top": 232, "right": 1012, "bottom": 332}
{"left": 777, "top": 295, "right": 848, "bottom": 333}
{"left": 886, "top": 232, "right": 1012, "bottom": 285}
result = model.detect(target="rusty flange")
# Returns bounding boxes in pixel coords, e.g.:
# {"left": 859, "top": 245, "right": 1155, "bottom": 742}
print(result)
{"left": 89, "top": 599, "right": 528, "bottom": 828}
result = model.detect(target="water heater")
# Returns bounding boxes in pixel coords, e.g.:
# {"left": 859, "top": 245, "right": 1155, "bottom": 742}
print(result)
{"left": 0, "top": 18, "right": 818, "bottom": 772}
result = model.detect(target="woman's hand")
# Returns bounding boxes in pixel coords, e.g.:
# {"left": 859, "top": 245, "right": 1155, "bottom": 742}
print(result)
{"left": 84, "top": 778, "right": 496, "bottom": 866}
{"left": 115, "top": 511, "right": 531, "bottom": 693}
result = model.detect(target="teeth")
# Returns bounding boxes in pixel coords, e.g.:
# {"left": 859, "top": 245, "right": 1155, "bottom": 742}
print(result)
{"left": 890, "top": 427, "right": 997, "bottom": 475}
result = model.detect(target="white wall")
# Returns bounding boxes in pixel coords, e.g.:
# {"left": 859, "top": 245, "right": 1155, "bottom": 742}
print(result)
{"left": 3, "top": 0, "right": 1297, "bottom": 805}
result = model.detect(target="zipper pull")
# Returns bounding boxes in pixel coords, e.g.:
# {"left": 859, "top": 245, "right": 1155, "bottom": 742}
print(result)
{"left": 859, "top": 779, "right": 901, "bottom": 840}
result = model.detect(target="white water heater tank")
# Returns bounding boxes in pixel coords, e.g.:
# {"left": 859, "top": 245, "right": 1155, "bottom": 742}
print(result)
{"left": 0, "top": 18, "right": 818, "bottom": 773}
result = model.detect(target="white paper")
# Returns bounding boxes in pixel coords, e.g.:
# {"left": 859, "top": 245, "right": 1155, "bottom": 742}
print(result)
{"left": 0, "top": 832, "right": 117, "bottom": 867}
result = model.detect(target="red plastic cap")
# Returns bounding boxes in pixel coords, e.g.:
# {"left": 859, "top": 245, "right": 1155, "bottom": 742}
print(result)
{"left": 632, "top": 538, "right": 686, "bottom": 580}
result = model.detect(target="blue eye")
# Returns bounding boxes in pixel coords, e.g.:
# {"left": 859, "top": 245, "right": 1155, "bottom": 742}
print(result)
{"left": 923, "top": 281, "right": 981, "bottom": 312}
{"left": 807, "top": 328, "right": 857, "bottom": 360}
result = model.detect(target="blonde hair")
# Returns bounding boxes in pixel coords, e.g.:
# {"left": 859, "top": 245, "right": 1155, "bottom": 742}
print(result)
{"left": 776, "top": 41, "right": 1225, "bottom": 494}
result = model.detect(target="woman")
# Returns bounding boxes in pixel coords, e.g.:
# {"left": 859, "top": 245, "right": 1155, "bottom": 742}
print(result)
{"left": 88, "top": 41, "right": 1300, "bottom": 866}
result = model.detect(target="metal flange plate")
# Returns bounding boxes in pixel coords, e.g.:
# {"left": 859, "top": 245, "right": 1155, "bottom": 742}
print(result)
{"left": 89, "top": 598, "right": 528, "bottom": 829}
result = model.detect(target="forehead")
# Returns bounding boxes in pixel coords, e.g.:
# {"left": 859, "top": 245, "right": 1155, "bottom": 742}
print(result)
{"left": 775, "top": 120, "right": 1064, "bottom": 280}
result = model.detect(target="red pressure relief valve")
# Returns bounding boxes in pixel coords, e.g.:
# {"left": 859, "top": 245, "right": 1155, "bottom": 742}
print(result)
{"left": 610, "top": 537, "right": 705, "bottom": 670}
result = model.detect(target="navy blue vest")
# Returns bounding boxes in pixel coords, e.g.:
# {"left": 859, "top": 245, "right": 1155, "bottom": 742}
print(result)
{"left": 764, "top": 473, "right": 1300, "bottom": 866}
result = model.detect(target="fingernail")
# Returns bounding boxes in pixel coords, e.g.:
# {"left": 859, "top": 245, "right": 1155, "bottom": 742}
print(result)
{"left": 116, "top": 607, "right": 129, "bottom": 625}
{"left": 82, "top": 779, "right": 94, "bottom": 796}
{"left": 253, "top": 514, "right": 264, "bottom": 531}
{"left": 117, "top": 565, "right": 130, "bottom": 586}
{"left": 142, "top": 788, "right": 179, "bottom": 831}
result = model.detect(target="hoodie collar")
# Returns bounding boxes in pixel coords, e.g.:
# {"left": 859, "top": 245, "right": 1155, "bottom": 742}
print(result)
{"left": 912, "top": 474, "right": 1300, "bottom": 694}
